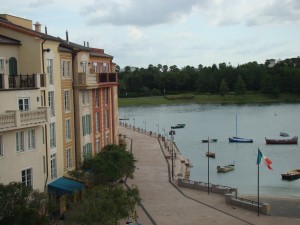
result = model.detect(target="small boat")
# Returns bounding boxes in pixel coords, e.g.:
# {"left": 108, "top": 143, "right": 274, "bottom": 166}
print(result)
{"left": 206, "top": 152, "right": 215, "bottom": 158}
{"left": 280, "top": 132, "right": 289, "bottom": 137}
{"left": 265, "top": 136, "right": 298, "bottom": 144}
{"left": 171, "top": 124, "right": 185, "bottom": 129}
{"left": 202, "top": 139, "right": 217, "bottom": 143}
{"left": 217, "top": 163, "right": 235, "bottom": 173}
{"left": 119, "top": 118, "right": 129, "bottom": 121}
{"left": 229, "top": 137, "right": 253, "bottom": 143}
{"left": 281, "top": 169, "right": 300, "bottom": 180}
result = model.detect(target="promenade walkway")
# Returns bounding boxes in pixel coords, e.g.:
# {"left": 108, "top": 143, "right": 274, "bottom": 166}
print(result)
{"left": 119, "top": 126, "right": 300, "bottom": 225}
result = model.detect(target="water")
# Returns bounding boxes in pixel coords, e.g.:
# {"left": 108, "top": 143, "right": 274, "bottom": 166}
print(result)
{"left": 119, "top": 103, "right": 300, "bottom": 197}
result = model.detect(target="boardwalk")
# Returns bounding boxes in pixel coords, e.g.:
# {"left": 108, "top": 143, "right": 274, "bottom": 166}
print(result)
{"left": 119, "top": 126, "right": 300, "bottom": 225}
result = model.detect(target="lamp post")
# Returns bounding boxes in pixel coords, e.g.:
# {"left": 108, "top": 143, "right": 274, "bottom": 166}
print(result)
{"left": 124, "top": 135, "right": 133, "bottom": 154}
{"left": 207, "top": 137, "right": 210, "bottom": 195}
{"left": 133, "top": 118, "right": 135, "bottom": 127}
{"left": 156, "top": 123, "right": 160, "bottom": 136}
{"left": 169, "top": 129, "right": 175, "bottom": 180}
{"left": 143, "top": 120, "right": 146, "bottom": 132}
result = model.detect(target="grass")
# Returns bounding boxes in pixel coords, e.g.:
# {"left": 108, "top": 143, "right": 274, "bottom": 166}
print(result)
{"left": 118, "top": 93, "right": 300, "bottom": 107}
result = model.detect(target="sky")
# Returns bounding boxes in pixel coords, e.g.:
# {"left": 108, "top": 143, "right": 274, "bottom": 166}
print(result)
{"left": 1, "top": 0, "right": 300, "bottom": 69}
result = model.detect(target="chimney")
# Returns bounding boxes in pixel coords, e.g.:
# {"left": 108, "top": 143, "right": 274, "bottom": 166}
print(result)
{"left": 45, "top": 26, "right": 47, "bottom": 34}
{"left": 84, "top": 41, "right": 86, "bottom": 47}
{"left": 66, "top": 30, "right": 69, "bottom": 43}
{"left": 34, "top": 21, "right": 41, "bottom": 32}
{"left": 87, "top": 42, "right": 89, "bottom": 47}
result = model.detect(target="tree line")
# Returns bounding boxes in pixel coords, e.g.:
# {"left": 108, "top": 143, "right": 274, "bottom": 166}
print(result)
{"left": 118, "top": 57, "right": 300, "bottom": 97}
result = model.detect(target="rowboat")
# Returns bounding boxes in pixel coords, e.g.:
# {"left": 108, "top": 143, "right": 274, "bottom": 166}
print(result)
{"left": 202, "top": 139, "right": 217, "bottom": 143}
{"left": 206, "top": 152, "right": 215, "bottom": 158}
{"left": 281, "top": 169, "right": 300, "bottom": 180}
{"left": 171, "top": 124, "right": 185, "bottom": 129}
{"left": 265, "top": 136, "right": 298, "bottom": 144}
{"left": 217, "top": 163, "right": 235, "bottom": 173}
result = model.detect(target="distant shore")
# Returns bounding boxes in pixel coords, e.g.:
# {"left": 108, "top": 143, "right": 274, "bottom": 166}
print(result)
{"left": 118, "top": 93, "right": 300, "bottom": 107}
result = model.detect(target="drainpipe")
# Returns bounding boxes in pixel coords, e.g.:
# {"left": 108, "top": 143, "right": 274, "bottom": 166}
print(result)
{"left": 44, "top": 124, "right": 49, "bottom": 189}
{"left": 41, "top": 39, "right": 46, "bottom": 73}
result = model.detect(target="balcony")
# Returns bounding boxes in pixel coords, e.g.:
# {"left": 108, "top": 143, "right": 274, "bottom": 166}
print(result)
{"left": 0, "top": 107, "right": 50, "bottom": 131}
{"left": 0, "top": 73, "right": 46, "bottom": 90}
{"left": 98, "top": 73, "right": 118, "bottom": 87}
{"left": 73, "top": 72, "right": 98, "bottom": 88}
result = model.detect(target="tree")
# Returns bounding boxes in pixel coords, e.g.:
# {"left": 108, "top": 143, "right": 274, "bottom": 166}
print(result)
{"left": 0, "top": 182, "right": 48, "bottom": 225}
{"left": 66, "top": 185, "right": 140, "bottom": 225}
{"left": 219, "top": 78, "right": 230, "bottom": 96}
{"left": 234, "top": 75, "right": 247, "bottom": 95}
{"left": 83, "top": 144, "right": 136, "bottom": 186}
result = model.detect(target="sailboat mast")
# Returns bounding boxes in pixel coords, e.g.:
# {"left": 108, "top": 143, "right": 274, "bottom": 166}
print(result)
{"left": 236, "top": 114, "right": 237, "bottom": 137}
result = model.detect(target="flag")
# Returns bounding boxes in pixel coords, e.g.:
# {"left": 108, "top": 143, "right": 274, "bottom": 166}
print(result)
{"left": 257, "top": 149, "right": 273, "bottom": 170}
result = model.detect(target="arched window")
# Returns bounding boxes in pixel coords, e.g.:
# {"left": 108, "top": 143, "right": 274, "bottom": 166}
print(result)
{"left": 9, "top": 57, "right": 18, "bottom": 76}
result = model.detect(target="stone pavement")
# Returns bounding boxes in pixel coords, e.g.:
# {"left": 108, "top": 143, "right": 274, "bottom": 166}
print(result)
{"left": 119, "top": 126, "right": 300, "bottom": 225}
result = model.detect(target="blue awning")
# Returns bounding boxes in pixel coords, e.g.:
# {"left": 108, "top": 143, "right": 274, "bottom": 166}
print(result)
{"left": 48, "top": 177, "right": 84, "bottom": 195}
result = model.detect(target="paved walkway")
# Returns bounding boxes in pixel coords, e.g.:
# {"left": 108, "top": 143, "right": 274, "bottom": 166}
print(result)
{"left": 119, "top": 126, "right": 300, "bottom": 225}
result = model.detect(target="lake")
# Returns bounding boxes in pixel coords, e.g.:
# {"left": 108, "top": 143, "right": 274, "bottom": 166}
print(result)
{"left": 119, "top": 103, "right": 300, "bottom": 197}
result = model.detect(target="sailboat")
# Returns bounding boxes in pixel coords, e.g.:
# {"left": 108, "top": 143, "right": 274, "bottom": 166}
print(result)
{"left": 228, "top": 115, "right": 253, "bottom": 143}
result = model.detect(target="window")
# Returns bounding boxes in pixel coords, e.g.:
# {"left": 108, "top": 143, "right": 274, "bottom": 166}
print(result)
{"left": 47, "top": 59, "right": 54, "bottom": 85}
{"left": 50, "top": 123, "right": 56, "bottom": 148}
{"left": 105, "top": 88, "right": 109, "bottom": 105}
{"left": 82, "top": 90, "right": 89, "bottom": 105}
{"left": 48, "top": 91, "right": 55, "bottom": 116}
{"left": 66, "top": 148, "right": 72, "bottom": 169}
{"left": 93, "top": 62, "right": 98, "bottom": 73}
{"left": 96, "top": 137, "right": 101, "bottom": 153}
{"left": 81, "top": 61, "right": 87, "bottom": 73}
{"left": 61, "top": 60, "right": 71, "bottom": 78}
{"left": 50, "top": 153, "right": 57, "bottom": 179}
{"left": 19, "top": 98, "right": 30, "bottom": 111}
{"left": 0, "top": 58, "right": 5, "bottom": 73}
{"left": 95, "top": 112, "right": 100, "bottom": 133}
{"left": 106, "top": 133, "right": 110, "bottom": 145}
{"left": 94, "top": 90, "right": 99, "bottom": 107}
{"left": 83, "top": 143, "right": 92, "bottom": 159}
{"left": 82, "top": 114, "right": 91, "bottom": 136}
{"left": 16, "top": 131, "right": 24, "bottom": 152}
{"left": 64, "top": 90, "right": 70, "bottom": 111}
{"left": 22, "top": 168, "right": 32, "bottom": 186}
{"left": 103, "top": 63, "right": 107, "bottom": 72}
{"left": 105, "top": 110, "right": 109, "bottom": 129}
{"left": 0, "top": 135, "right": 3, "bottom": 157}
{"left": 28, "top": 129, "right": 36, "bottom": 150}
{"left": 65, "top": 119, "right": 71, "bottom": 140}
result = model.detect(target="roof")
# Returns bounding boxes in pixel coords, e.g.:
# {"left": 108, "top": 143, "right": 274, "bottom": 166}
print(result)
{"left": 0, "top": 34, "right": 21, "bottom": 45}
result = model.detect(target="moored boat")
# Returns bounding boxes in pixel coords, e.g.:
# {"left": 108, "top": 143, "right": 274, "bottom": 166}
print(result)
{"left": 280, "top": 132, "right": 289, "bottom": 137}
{"left": 265, "top": 136, "right": 298, "bottom": 144}
{"left": 281, "top": 169, "right": 300, "bottom": 180}
{"left": 202, "top": 139, "right": 217, "bottom": 143}
{"left": 229, "top": 136, "right": 253, "bottom": 143}
{"left": 217, "top": 163, "right": 235, "bottom": 173}
{"left": 171, "top": 123, "right": 186, "bottom": 129}
{"left": 206, "top": 152, "right": 215, "bottom": 158}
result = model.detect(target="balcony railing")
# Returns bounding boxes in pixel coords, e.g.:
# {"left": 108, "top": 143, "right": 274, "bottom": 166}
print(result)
{"left": 74, "top": 72, "right": 97, "bottom": 86}
{"left": 0, "top": 73, "right": 46, "bottom": 90}
{"left": 0, "top": 107, "right": 50, "bottom": 131}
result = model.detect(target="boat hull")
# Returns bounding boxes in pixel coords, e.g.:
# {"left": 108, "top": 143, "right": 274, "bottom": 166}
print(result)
{"left": 281, "top": 169, "right": 300, "bottom": 180}
{"left": 265, "top": 136, "right": 298, "bottom": 144}
{"left": 229, "top": 137, "right": 253, "bottom": 143}
{"left": 217, "top": 164, "right": 235, "bottom": 173}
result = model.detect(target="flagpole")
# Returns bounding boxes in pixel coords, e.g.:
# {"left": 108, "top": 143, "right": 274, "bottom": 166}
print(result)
{"left": 257, "top": 149, "right": 260, "bottom": 216}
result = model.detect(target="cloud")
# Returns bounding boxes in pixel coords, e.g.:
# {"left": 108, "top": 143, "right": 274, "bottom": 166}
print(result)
{"left": 28, "top": 0, "right": 54, "bottom": 7}
{"left": 128, "top": 26, "right": 143, "bottom": 39}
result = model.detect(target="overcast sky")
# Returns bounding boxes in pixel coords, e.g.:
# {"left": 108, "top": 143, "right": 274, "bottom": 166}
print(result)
{"left": 1, "top": 0, "right": 300, "bottom": 69}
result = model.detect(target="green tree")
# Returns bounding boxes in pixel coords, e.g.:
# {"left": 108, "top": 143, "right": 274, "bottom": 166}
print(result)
{"left": 66, "top": 185, "right": 140, "bottom": 225}
{"left": 219, "top": 78, "right": 230, "bottom": 96}
{"left": 234, "top": 75, "right": 247, "bottom": 95}
{"left": 83, "top": 144, "right": 136, "bottom": 186}
{"left": 0, "top": 182, "right": 48, "bottom": 225}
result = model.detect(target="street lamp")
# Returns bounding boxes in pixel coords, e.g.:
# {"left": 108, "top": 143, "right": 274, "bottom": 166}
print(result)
{"left": 207, "top": 136, "right": 210, "bottom": 195}
{"left": 123, "top": 135, "right": 133, "bottom": 154}
{"left": 156, "top": 123, "right": 160, "bottom": 135}
{"left": 133, "top": 118, "right": 135, "bottom": 127}
{"left": 143, "top": 120, "right": 146, "bottom": 132}
{"left": 169, "top": 129, "right": 176, "bottom": 180}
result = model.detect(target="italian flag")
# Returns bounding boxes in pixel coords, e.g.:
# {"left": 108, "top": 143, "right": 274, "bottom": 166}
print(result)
{"left": 257, "top": 149, "right": 273, "bottom": 170}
